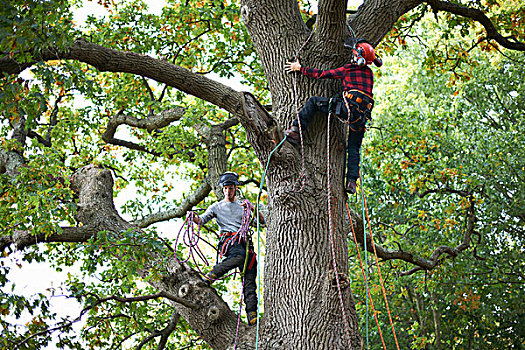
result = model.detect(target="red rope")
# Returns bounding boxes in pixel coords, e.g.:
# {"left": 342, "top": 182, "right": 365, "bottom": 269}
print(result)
{"left": 360, "top": 188, "right": 401, "bottom": 350}
{"left": 346, "top": 202, "right": 387, "bottom": 350}
{"left": 174, "top": 212, "right": 210, "bottom": 275}
{"left": 326, "top": 111, "right": 354, "bottom": 348}
{"left": 219, "top": 199, "right": 254, "bottom": 256}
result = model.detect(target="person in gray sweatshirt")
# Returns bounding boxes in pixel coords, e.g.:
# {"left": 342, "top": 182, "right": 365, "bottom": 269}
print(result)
{"left": 192, "top": 171, "right": 265, "bottom": 325}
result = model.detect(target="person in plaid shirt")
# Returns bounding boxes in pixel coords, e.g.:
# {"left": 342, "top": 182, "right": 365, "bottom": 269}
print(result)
{"left": 284, "top": 41, "right": 382, "bottom": 194}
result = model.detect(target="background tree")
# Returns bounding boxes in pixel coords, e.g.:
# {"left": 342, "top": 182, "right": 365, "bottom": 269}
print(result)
{"left": 350, "top": 13, "right": 524, "bottom": 348}
{"left": 0, "top": 0, "right": 523, "bottom": 349}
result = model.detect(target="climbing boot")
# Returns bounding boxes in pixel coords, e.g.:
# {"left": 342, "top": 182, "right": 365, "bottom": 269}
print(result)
{"left": 283, "top": 126, "right": 300, "bottom": 146}
{"left": 202, "top": 272, "right": 217, "bottom": 286}
{"left": 346, "top": 179, "right": 357, "bottom": 194}
{"left": 247, "top": 311, "right": 258, "bottom": 326}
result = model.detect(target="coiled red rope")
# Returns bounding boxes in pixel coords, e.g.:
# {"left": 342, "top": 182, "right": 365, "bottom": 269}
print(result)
{"left": 174, "top": 211, "right": 209, "bottom": 274}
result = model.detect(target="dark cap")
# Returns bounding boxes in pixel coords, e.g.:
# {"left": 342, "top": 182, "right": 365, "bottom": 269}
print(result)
{"left": 218, "top": 172, "right": 240, "bottom": 187}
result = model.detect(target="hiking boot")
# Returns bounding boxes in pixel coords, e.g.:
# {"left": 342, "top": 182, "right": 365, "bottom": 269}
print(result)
{"left": 247, "top": 311, "right": 258, "bottom": 326}
{"left": 284, "top": 126, "right": 300, "bottom": 146}
{"left": 346, "top": 179, "right": 357, "bottom": 194}
{"left": 202, "top": 272, "right": 217, "bottom": 286}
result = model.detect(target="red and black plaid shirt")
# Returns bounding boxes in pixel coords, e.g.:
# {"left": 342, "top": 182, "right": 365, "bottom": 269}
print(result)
{"left": 300, "top": 64, "right": 374, "bottom": 97}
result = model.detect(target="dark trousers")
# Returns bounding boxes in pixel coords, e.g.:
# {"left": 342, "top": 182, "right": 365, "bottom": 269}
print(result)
{"left": 211, "top": 242, "right": 258, "bottom": 313}
{"left": 292, "top": 96, "right": 366, "bottom": 182}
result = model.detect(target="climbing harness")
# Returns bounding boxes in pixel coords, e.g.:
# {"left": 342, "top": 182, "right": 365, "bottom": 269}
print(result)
{"left": 328, "top": 90, "right": 374, "bottom": 132}
{"left": 218, "top": 199, "right": 254, "bottom": 257}
{"left": 343, "top": 90, "right": 374, "bottom": 130}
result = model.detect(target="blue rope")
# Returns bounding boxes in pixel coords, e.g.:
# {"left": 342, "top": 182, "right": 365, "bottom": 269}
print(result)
{"left": 255, "top": 136, "right": 288, "bottom": 349}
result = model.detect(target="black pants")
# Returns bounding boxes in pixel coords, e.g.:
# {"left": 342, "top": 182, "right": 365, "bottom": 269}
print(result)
{"left": 211, "top": 242, "right": 258, "bottom": 313}
{"left": 292, "top": 96, "right": 366, "bottom": 182}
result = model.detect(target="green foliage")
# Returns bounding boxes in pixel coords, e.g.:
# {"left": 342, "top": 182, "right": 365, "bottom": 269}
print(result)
{"left": 350, "top": 10, "right": 525, "bottom": 349}
{"left": 0, "top": 0, "right": 523, "bottom": 348}
{"left": 0, "top": 0, "right": 264, "bottom": 347}
{"left": 0, "top": 0, "right": 76, "bottom": 63}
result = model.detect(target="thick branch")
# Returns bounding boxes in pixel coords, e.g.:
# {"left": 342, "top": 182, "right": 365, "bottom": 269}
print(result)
{"left": 1, "top": 39, "right": 245, "bottom": 115}
{"left": 426, "top": 0, "right": 525, "bottom": 51}
{"left": 350, "top": 0, "right": 422, "bottom": 45}
{"left": 101, "top": 107, "right": 186, "bottom": 156}
{"left": 133, "top": 181, "right": 212, "bottom": 228}
{"left": 1, "top": 38, "right": 278, "bottom": 164}
{"left": 0, "top": 225, "right": 98, "bottom": 253}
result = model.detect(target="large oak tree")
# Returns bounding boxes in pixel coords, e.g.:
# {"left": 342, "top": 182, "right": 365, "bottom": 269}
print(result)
{"left": 1, "top": 0, "right": 523, "bottom": 349}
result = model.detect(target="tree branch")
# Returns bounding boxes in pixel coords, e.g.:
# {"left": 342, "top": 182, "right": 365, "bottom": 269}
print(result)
{"left": 426, "top": 0, "right": 525, "bottom": 51}
{"left": 0, "top": 225, "right": 98, "bottom": 253}
{"left": 135, "top": 311, "right": 180, "bottom": 350}
{"left": 84, "top": 292, "right": 197, "bottom": 311}
{"left": 133, "top": 181, "right": 212, "bottom": 228}
{"left": 101, "top": 107, "right": 186, "bottom": 156}
{"left": 349, "top": 0, "right": 422, "bottom": 45}
{"left": 155, "top": 311, "right": 180, "bottom": 350}
{"left": 347, "top": 192, "right": 477, "bottom": 275}
{"left": 0, "top": 38, "right": 246, "bottom": 116}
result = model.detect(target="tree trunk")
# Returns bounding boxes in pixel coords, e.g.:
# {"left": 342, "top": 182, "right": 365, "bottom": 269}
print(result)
{"left": 241, "top": 0, "right": 362, "bottom": 348}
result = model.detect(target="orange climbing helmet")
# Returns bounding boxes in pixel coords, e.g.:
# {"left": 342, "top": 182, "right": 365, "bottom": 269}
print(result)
{"left": 356, "top": 42, "right": 376, "bottom": 65}
{"left": 345, "top": 38, "right": 383, "bottom": 67}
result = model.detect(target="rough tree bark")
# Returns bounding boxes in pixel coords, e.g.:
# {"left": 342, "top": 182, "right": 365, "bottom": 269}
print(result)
{"left": 1, "top": 0, "right": 524, "bottom": 349}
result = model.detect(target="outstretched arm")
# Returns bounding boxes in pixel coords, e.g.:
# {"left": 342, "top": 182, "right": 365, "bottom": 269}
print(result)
{"left": 285, "top": 59, "right": 348, "bottom": 80}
